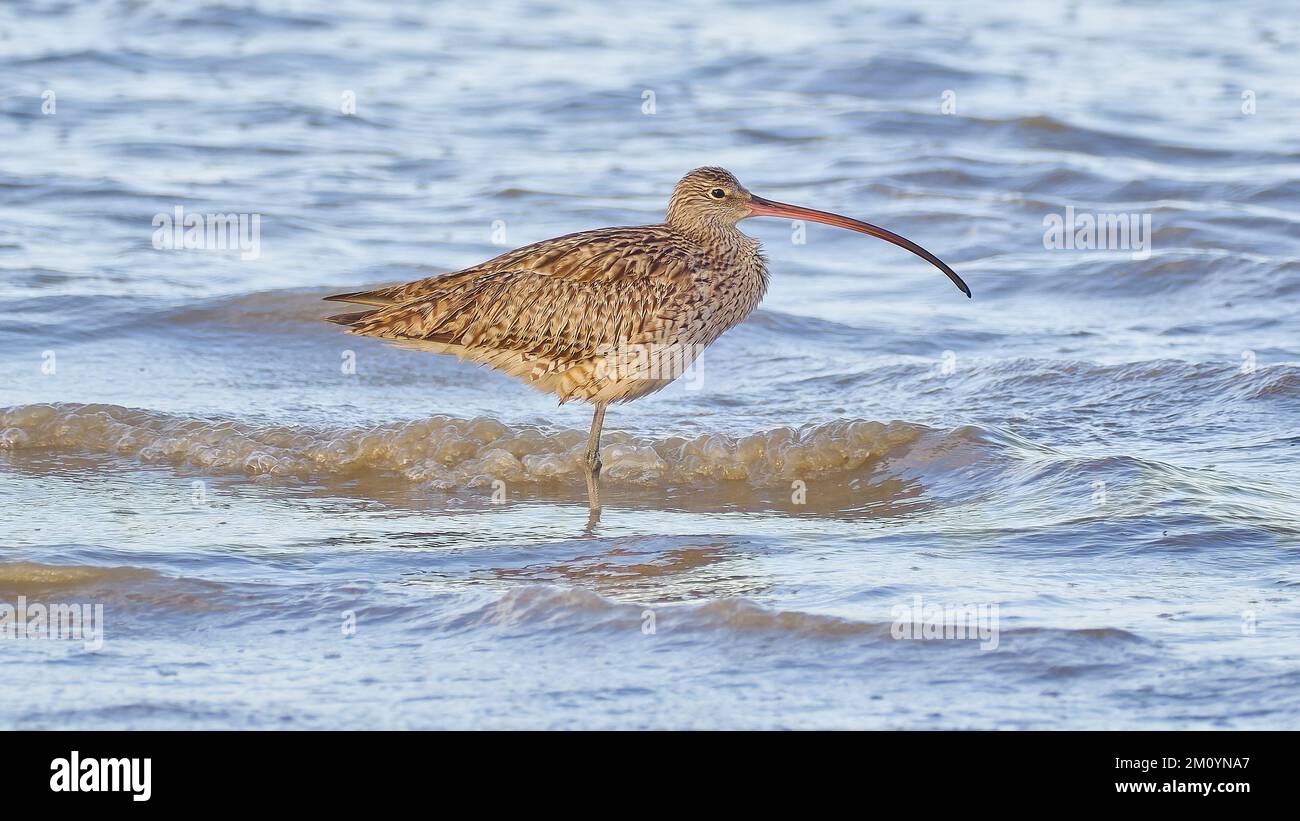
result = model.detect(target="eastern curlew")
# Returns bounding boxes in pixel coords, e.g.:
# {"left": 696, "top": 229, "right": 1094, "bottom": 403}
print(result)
{"left": 326, "top": 167, "right": 970, "bottom": 515}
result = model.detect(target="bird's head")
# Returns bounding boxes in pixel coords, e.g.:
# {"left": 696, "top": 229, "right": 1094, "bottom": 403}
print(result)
{"left": 666, "top": 166, "right": 754, "bottom": 227}
{"left": 666, "top": 166, "right": 971, "bottom": 298}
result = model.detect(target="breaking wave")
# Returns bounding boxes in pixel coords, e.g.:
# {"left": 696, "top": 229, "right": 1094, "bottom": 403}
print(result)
{"left": 0, "top": 561, "right": 158, "bottom": 595}
{"left": 0, "top": 402, "right": 940, "bottom": 488}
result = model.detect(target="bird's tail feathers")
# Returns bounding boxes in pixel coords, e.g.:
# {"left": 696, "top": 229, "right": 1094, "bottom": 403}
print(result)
{"left": 325, "top": 309, "right": 379, "bottom": 327}
{"left": 323, "top": 289, "right": 395, "bottom": 306}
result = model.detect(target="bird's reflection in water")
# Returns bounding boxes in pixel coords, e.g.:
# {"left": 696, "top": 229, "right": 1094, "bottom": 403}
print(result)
{"left": 584, "top": 469, "right": 602, "bottom": 536}
{"left": 580, "top": 473, "right": 932, "bottom": 539}
{"left": 488, "top": 535, "right": 767, "bottom": 601}
{"left": 311, "top": 467, "right": 933, "bottom": 602}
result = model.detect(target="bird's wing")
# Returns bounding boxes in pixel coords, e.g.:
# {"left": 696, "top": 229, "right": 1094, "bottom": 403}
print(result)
{"left": 328, "top": 227, "right": 706, "bottom": 362}
{"left": 324, "top": 226, "right": 701, "bottom": 306}
{"left": 337, "top": 269, "right": 686, "bottom": 361}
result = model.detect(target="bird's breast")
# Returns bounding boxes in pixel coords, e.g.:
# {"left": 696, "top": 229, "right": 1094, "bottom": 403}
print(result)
{"left": 689, "top": 244, "right": 768, "bottom": 342}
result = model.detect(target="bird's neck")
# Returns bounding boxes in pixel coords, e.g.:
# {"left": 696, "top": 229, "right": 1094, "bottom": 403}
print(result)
{"left": 667, "top": 217, "right": 759, "bottom": 260}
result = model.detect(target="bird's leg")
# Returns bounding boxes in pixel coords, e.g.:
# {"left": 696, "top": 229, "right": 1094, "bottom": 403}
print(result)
{"left": 582, "top": 403, "right": 606, "bottom": 532}
{"left": 585, "top": 402, "right": 606, "bottom": 480}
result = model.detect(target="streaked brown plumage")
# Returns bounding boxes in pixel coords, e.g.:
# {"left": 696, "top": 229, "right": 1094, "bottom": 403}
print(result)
{"left": 326, "top": 167, "right": 969, "bottom": 514}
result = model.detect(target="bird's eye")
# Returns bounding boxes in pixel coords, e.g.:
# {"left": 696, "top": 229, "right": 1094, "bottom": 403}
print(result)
{"left": 709, "top": 188, "right": 727, "bottom": 199}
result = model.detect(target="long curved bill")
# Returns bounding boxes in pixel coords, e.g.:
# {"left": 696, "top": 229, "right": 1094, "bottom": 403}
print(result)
{"left": 746, "top": 194, "right": 971, "bottom": 298}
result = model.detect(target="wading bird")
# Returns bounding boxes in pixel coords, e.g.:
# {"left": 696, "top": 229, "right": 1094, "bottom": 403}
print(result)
{"left": 326, "top": 167, "right": 969, "bottom": 518}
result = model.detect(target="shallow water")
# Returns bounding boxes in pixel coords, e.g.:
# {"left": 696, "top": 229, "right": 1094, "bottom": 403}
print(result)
{"left": 1, "top": 0, "right": 1298, "bottom": 729}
